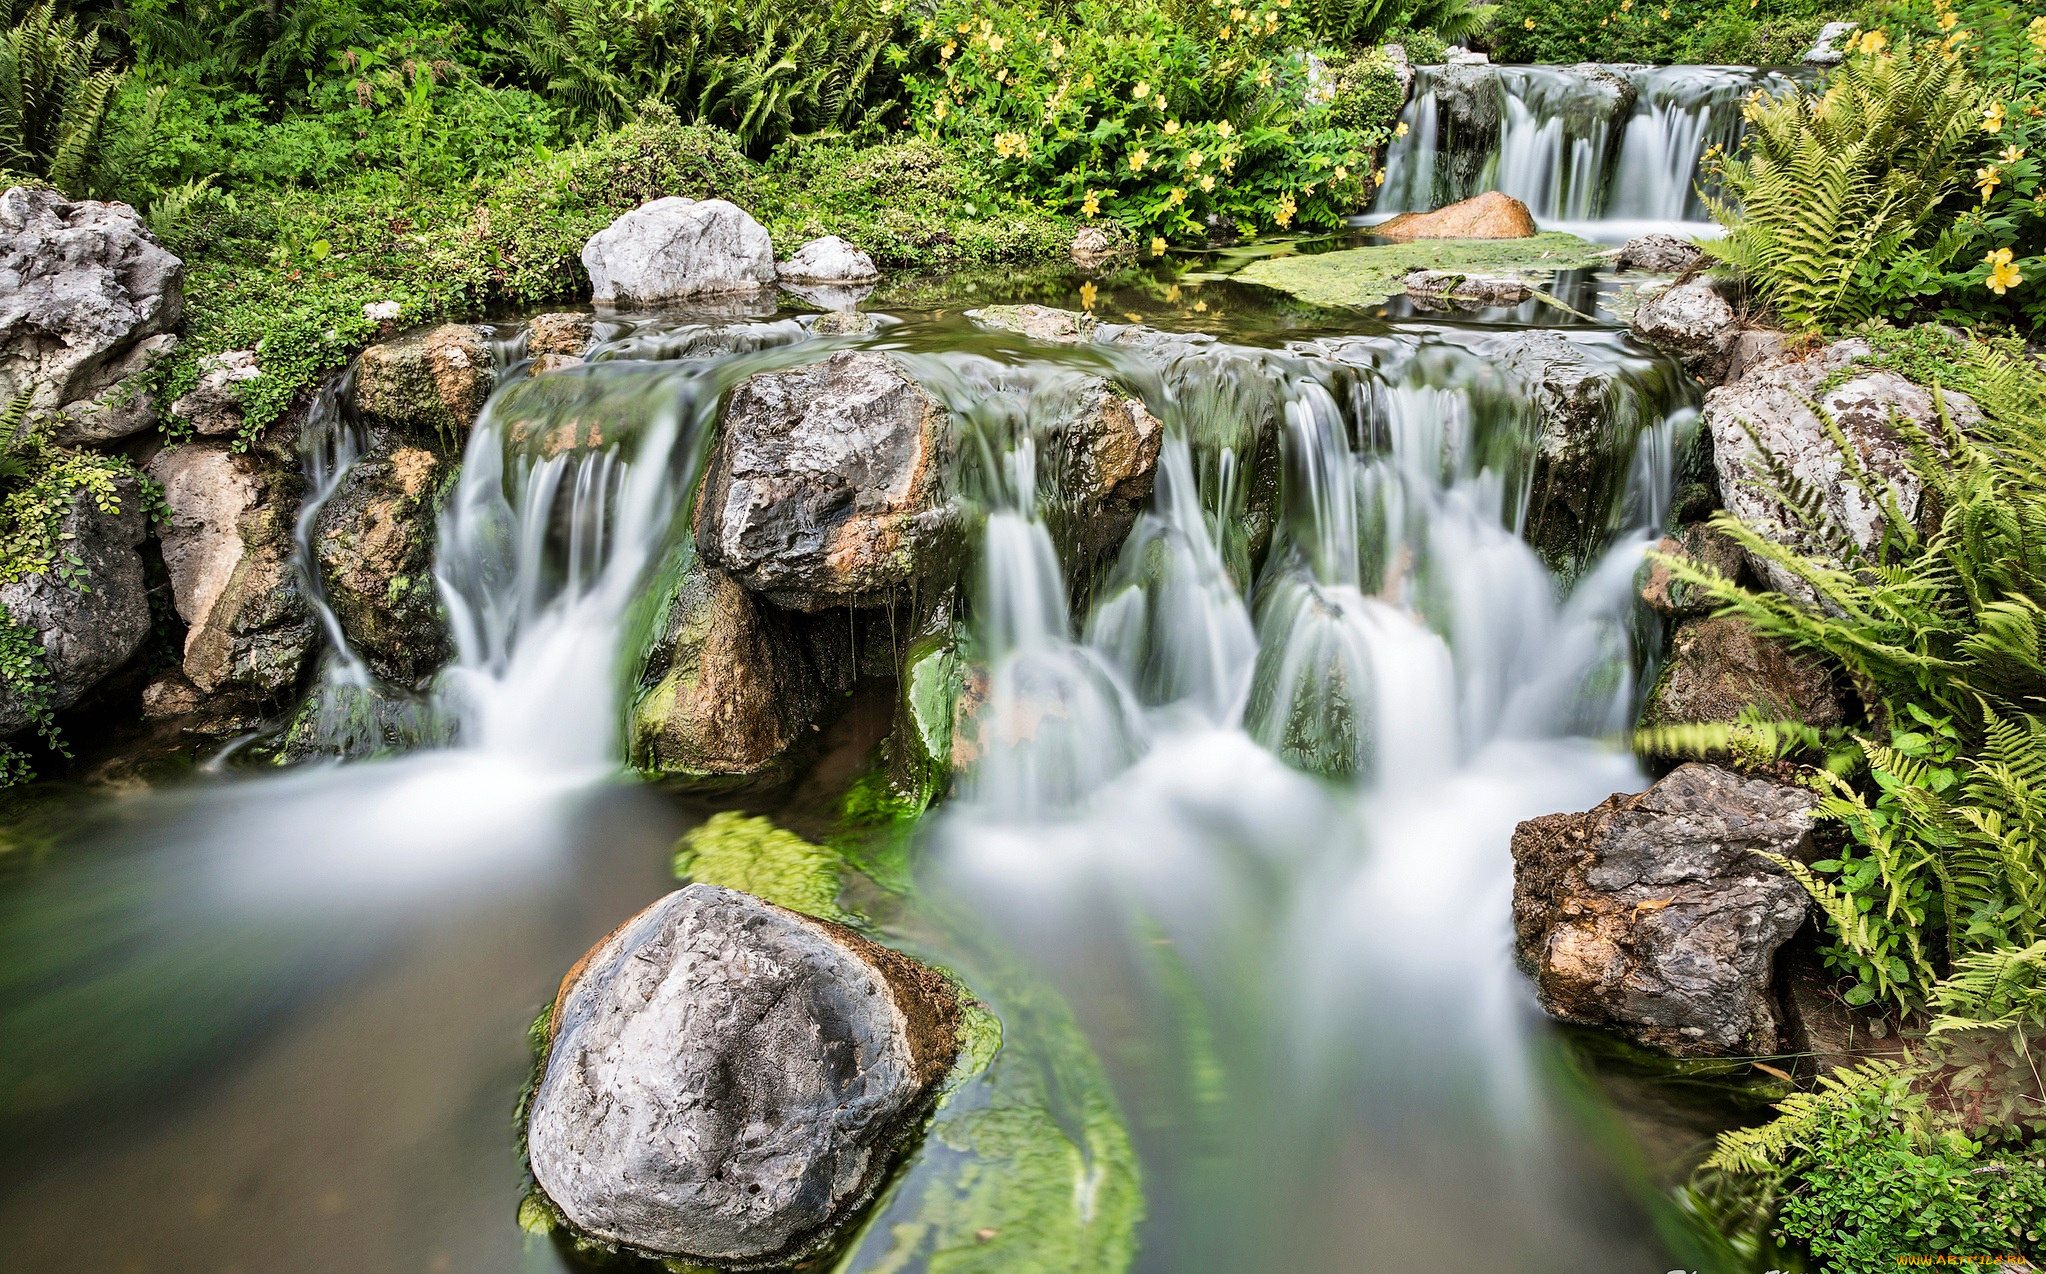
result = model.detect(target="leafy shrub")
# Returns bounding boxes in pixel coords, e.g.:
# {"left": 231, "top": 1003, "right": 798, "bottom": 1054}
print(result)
{"left": 1, "top": 0, "right": 124, "bottom": 194}
{"left": 1294, "top": 0, "right": 1488, "bottom": 48}
{"left": 1701, "top": 44, "right": 1981, "bottom": 331}
{"left": 908, "top": 0, "right": 1386, "bottom": 245}
{"left": 1492, "top": 0, "right": 1854, "bottom": 64}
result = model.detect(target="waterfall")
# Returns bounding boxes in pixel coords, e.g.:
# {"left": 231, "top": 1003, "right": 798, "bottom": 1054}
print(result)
{"left": 1374, "top": 62, "right": 1802, "bottom": 237}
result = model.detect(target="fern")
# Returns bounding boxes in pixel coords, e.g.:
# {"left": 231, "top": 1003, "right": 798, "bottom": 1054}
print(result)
{"left": 1930, "top": 941, "right": 2046, "bottom": 1036}
{"left": 1702, "top": 46, "right": 1980, "bottom": 331}
{"left": 0, "top": 0, "right": 124, "bottom": 196}
{"left": 1702, "top": 1058, "right": 1912, "bottom": 1177}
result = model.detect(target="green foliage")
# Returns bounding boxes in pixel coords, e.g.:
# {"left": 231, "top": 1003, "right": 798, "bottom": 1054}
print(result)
{"left": 1295, "top": 0, "right": 1488, "bottom": 48}
{"left": 1492, "top": 0, "right": 1852, "bottom": 64}
{"left": 1701, "top": 45, "right": 1981, "bottom": 331}
{"left": 490, "top": 0, "right": 907, "bottom": 153}
{"left": 672, "top": 811, "right": 852, "bottom": 920}
{"left": 0, "top": 0, "right": 124, "bottom": 194}
{"left": 907, "top": 0, "right": 1387, "bottom": 244}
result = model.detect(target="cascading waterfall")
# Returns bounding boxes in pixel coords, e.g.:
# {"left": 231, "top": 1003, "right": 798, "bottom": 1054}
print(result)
{"left": 1375, "top": 61, "right": 1801, "bottom": 235}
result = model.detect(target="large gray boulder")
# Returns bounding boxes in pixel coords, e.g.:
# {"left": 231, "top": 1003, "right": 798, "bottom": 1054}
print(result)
{"left": 0, "top": 475, "right": 151, "bottom": 734}
{"left": 630, "top": 564, "right": 820, "bottom": 786}
{"left": 1486, "top": 329, "right": 1626, "bottom": 569}
{"left": 1512, "top": 763, "right": 1817, "bottom": 1057}
{"left": 1432, "top": 61, "right": 1503, "bottom": 199}
{"left": 583, "top": 198, "right": 776, "bottom": 306}
{"left": 1051, "top": 381, "right": 1163, "bottom": 561}
{"left": 0, "top": 186, "right": 183, "bottom": 443}
{"left": 526, "top": 883, "right": 962, "bottom": 1267}
{"left": 173, "top": 458, "right": 317, "bottom": 701}
{"left": 696, "top": 351, "right": 951, "bottom": 611}
{"left": 168, "top": 348, "right": 261, "bottom": 437}
{"left": 1707, "top": 338, "right": 1981, "bottom": 605}
{"left": 1630, "top": 280, "right": 1738, "bottom": 383}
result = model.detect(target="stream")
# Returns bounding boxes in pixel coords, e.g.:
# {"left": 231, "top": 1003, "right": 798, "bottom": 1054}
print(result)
{"left": 1, "top": 62, "right": 1782, "bottom": 1274}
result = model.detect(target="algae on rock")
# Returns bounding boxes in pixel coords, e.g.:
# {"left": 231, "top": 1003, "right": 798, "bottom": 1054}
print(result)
{"left": 1234, "top": 233, "right": 1605, "bottom": 311}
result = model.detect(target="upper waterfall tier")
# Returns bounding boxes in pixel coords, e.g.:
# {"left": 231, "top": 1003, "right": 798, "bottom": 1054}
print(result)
{"left": 1373, "top": 63, "right": 1802, "bottom": 239}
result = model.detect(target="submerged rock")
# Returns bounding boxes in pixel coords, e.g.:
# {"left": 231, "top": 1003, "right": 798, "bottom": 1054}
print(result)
{"left": 1615, "top": 233, "right": 1705, "bottom": 274}
{"left": 631, "top": 564, "right": 820, "bottom": 785}
{"left": 1236, "top": 232, "right": 1602, "bottom": 311}
{"left": 1070, "top": 225, "right": 1127, "bottom": 269}
{"left": 1706, "top": 338, "right": 1981, "bottom": 605}
{"left": 526, "top": 883, "right": 962, "bottom": 1267}
{"left": 313, "top": 437, "right": 451, "bottom": 687}
{"left": 353, "top": 324, "right": 495, "bottom": 436}
{"left": 582, "top": 198, "right": 777, "bottom": 305}
{"left": 524, "top": 312, "right": 594, "bottom": 358}
{"left": 696, "top": 351, "right": 951, "bottom": 611}
{"left": 1642, "top": 615, "right": 1850, "bottom": 729}
{"left": 0, "top": 186, "right": 184, "bottom": 430}
{"left": 968, "top": 304, "right": 1099, "bottom": 344}
{"left": 0, "top": 476, "right": 151, "bottom": 734}
{"left": 1512, "top": 763, "right": 1817, "bottom": 1057}
{"left": 1629, "top": 280, "right": 1737, "bottom": 383}
{"left": 778, "top": 236, "right": 878, "bottom": 283}
{"left": 1402, "top": 269, "right": 1531, "bottom": 307}
{"left": 1375, "top": 191, "right": 1537, "bottom": 241}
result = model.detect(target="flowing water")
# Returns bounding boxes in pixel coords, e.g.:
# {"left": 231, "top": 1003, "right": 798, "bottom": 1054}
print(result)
{"left": 1, "top": 102, "right": 1754, "bottom": 1273}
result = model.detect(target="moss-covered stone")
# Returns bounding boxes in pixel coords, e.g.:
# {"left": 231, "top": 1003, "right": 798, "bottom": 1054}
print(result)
{"left": 1234, "top": 232, "right": 1605, "bottom": 310}
{"left": 671, "top": 811, "right": 851, "bottom": 923}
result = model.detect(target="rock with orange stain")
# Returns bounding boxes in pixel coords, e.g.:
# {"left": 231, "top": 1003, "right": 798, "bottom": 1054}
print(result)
{"left": 1511, "top": 763, "right": 1817, "bottom": 1057}
{"left": 1374, "top": 191, "right": 1538, "bottom": 241}
{"left": 696, "top": 351, "right": 952, "bottom": 611}
{"left": 353, "top": 323, "right": 496, "bottom": 436}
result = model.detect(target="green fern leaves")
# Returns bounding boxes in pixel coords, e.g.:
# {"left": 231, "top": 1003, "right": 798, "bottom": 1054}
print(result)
{"left": 0, "top": 0, "right": 124, "bottom": 195}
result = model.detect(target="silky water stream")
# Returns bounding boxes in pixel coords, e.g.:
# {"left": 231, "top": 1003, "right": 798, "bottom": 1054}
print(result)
{"left": 1, "top": 259, "right": 1741, "bottom": 1270}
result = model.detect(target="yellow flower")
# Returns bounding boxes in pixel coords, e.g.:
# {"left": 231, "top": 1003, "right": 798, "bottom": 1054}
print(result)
{"left": 1231, "top": 6, "right": 1247, "bottom": 18}
{"left": 1373, "top": 168, "right": 1386, "bottom": 186}
{"left": 1165, "top": 119, "right": 1181, "bottom": 134}
{"left": 1134, "top": 81, "right": 1150, "bottom": 99}
{"left": 1256, "top": 65, "right": 1273, "bottom": 86}
{"left": 933, "top": 98, "right": 949, "bottom": 120}
{"left": 1859, "top": 29, "right": 1886, "bottom": 54}
{"left": 1193, "top": 299, "right": 1209, "bottom": 312}
{"left": 956, "top": 20, "right": 970, "bottom": 31}
{"left": 1082, "top": 190, "right": 1100, "bottom": 217}
{"left": 1978, "top": 165, "right": 2003, "bottom": 199}
{"left": 1200, "top": 174, "right": 1215, "bottom": 191}
{"left": 1079, "top": 281, "right": 1098, "bottom": 309}
{"left": 1659, "top": 7, "right": 1669, "bottom": 17}
{"left": 1165, "top": 284, "right": 1181, "bottom": 302}
{"left": 1394, "top": 120, "right": 1408, "bottom": 138}
{"left": 1219, "top": 154, "right": 1234, "bottom": 173}
{"left": 1081, "top": 72, "right": 1094, "bottom": 89}
{"left": 1524, "top": 16, "right": 1535, "bottom": 27}
{"left": 2032, "top": 14, "right": 2046, "bottom": 49}
{"left": 1265, "top": 10, "right": 1278, "bottom": 25}
{"left": 941, "top": 40, "right": 955, "bottom": 58}
{"left": 1986, "top": 247, "right": 2023, "bottom": 295}
{"left": 1151, "top": 236, "right": 1168, "bottom": 255}
{"left": 1220, "top": 24, "right": 1232, "bottom": 37}
{"left": 919, "top": 20, "right": 931, "bottom": 37}
{"left": 1216, "top": 119, "right": 1233, "bottom": 138}
{"left": 995, "top": 67, "right": 1008, "bottom": 82}
{"left": 1185, "top": 149, "right": 1203, "bottom": 169}
{"left": 1130, "top": 148, "right": 1150, "bottom": 171}
{"left": 1334, "top": 164, "right": 1348, "bottom": 180}
{"left": 1051, "top": 38, "right": 1065, "bottom": 57}
{"left": 1939, "top": 9, "right": 1957, "bottom": 29}
{"left": 1273, "top": 193, "right": 1295, "bottom": 228}
{"left": 1278, "top": 0, "right": 1288, "bottom": 8}
{"left": 1620, "top": 0, "right": 1632, "bottom": 12}
{"left": 1168, "top": 186, "right": 1187, "bottom": 205}
{"left": 1984, "top": 102, "right": 2007, "bottom": 133}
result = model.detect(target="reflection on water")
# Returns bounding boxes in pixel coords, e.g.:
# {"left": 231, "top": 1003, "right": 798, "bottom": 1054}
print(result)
{"left": 3, "top": 267, "right": 1728, "bottom": 1273}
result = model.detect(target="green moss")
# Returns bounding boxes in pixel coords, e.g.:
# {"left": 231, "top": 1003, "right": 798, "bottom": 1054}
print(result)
{"left": 1234, "top": 232, "right": 1607, "bottom": 311}
{"left": 672, "top": 811, "right": 851, "bottom": 922}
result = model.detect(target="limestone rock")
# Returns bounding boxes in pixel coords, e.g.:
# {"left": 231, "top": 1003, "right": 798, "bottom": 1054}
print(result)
{"left": 526, "top": 312, "right": 594, "bottom": 358}
{"left": 1374, "top": 191, "right": 1537, "bottom": 242}
{"left": 1630, "top": 280, "right": 1737, "bottom": 383}
{"left": 169, "top": 348, "right": 261, "bottom": 437}
{"left": 526, "top": 883, "right": 961, "bottom": 1266}
{"left": 582, "top": 198, "right": 776, "bottom": 305}
{"left": 0, "top": 475, "right": 151, "bottom": 735}
{"left": 966, "top": 305, "right": 1099, "bottom": 344}
{"left": 180, "top": 492, "right": 317, "bottom": 700}
{"left": 47, "top": 344, "right": 174, "bottom": 446}
{"left": 1403, "top": 269, "right": 1531, "bottom": 307}
{"left": 0, "top": 186, "right": 184, "bottom": 422}
{"left": 631, "top": 564, "right": 820, "bottom": 784}
{"left": 1052, "top": 382, "right": 1163, "bottom": 559}
{"left": 1070, "top": 226, "right": 1125, "bottom": 269}
{"left": 1639, "top": 521, "right": 1748, "bottom": 619}
{"left": 1642, "top": 616, "right": 1850, "bottom": 729}
{"left": 1615, "top": 233, "right": 1705, "bottom": 274}
{"left": 696, "top": 352, "right": 951, "bottom": 611}
{"left": 146, "top": 444, "right": 262, "bottom": 658}
{"left": 529, "top": 353, "right": 584, "bottom": 376}
{"left": 1432, "top": 61, "right": 1503, "bottom": 197}
{"left": 777, "top": 236, "right": 878, "bottom": 283}
{"left": 1723, "top": 329, "right": 1788, "bottom": 386}
{"left": 1706, "top": 338, "right": 1981, "bottom": 605}
{"left": 810, "top": 311, "right": 883, "bottom": 336}
{"left": 1486, "top": 329, "right": 1624, "bottom": 568}
{"left": 353, "top": 324, "right": 495, "bottom": 436}
{"left": 140, "top": 671, "right": 204, "bottom": 720}
{"left": 1511, "top": 763, "right": 1817, "bottom": 1056}
{"left": 1803, "top": 20, "right": 1858, "bottom": 65}
{"left": 313, "top": 437, "right": 451, "bottom": 686}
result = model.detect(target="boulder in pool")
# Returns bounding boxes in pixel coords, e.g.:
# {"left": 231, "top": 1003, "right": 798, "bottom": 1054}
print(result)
{"left": 583, "top": 198, "right": 777, "bottom": 305}
{"left": 1512, "top": 763, "right": 1816, "bottom": 1057}
{"left": 777, "top": 236, "right": 878, "bottom": 284}
{"left": 1375, "top": 191, "right": 1536, "bottom": 242}
{"left": 1615, "top": 233, "right": 1705, "bottom": 274}
{"left": 1629, "top": 279, "right": 1738, "bottom": 383}
{"left": 525, "top": 883, "right": 962, "bottom": 1267}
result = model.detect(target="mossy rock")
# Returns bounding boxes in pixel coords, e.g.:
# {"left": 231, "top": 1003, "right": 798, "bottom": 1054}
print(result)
{"left": 1234, "top": 232, "right": 1605, "bottom": 311}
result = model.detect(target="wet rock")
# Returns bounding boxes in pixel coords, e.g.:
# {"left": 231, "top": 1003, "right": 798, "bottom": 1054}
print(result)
{"left": 147, "top": 444, "right": 262, "bottom": 658}
{"left": 696, "top": 351, "right": 951, "bottom": 611}
{"left": 1803, "top": 20, "right": 1858, "bottom": 65}
{"left": 582, "top": 198, "right": 776, "bottom": 305}
{"left": 526, "top": 883, "right": 962, "bottom": 1267}
{"left": 180, "top": 489, "right": 316, "bottom": 701}
{"left": 1069, "top": 225, "right": 1126, "bottom": 269}
{"left": 528, "top": 353, "right": 584, "bottom": 376}
{"left": 1642, "top": 616, "right": 1849, "bottom": 729}
{"left": 1630, "top": 280, "right": 1737, "bottom": 383}
{"left": 0, "top": 186, "right": 183, "bottom": 426}
{"left": 967, "top": 304, "right": 1099, "bottom": 344}
{"left": 1512, "top": 763, "right": 1818, "bottom": 1057}
{"left": 1431, "top": 62, "right": 1503, "bottom": 198}
{"left": 525, "top": 312, "right": 593, "bottom": 358}
{"left": 1707, "top": 338, "right": 1981, "bottom": 605}
{"left": 781, "top": 281, "right": 876, "bottom": 312}
{"left": 140, "top": 670, "right": 204, "bottom": 720}
{"left": 778, "top": 236, "right": 878, "bottom": 283}
{"left": 810, "top": 311, "right": 883, "bottom": 336}
{"left": 1639, "top": 521, "right": 1748, "bottom": 619}
{"left": 1487, "top": 329, "right": 1623, "bottom": 568}
{"left": 1615, "top": 233, "right": 1705, "bottom": 274}
{"left": 631, "top": 564, "right": 820, "bottom": 784}
{"left": 353, "top": 324, "right": 495, "bottom": 436}
{"left": 169, "top": 348, "right": 261, "bottom": 437}
{"left": 1570, "top": 63, "right": 1639, "bottom": 121}
{"left": 1051, "top": 382, "right": 1163, "bottom": 560}
{"left": 0, "top": 475, "right": 151, "bottom": 735}
{"left": 313, "top": 437, "right": 451, "bottom": 686}
{"left": 1374, "top": 191, "right": 1537, "bottom": 241}
{"left": 1403, "top": 269, "right": 1532, "bottom": 307}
